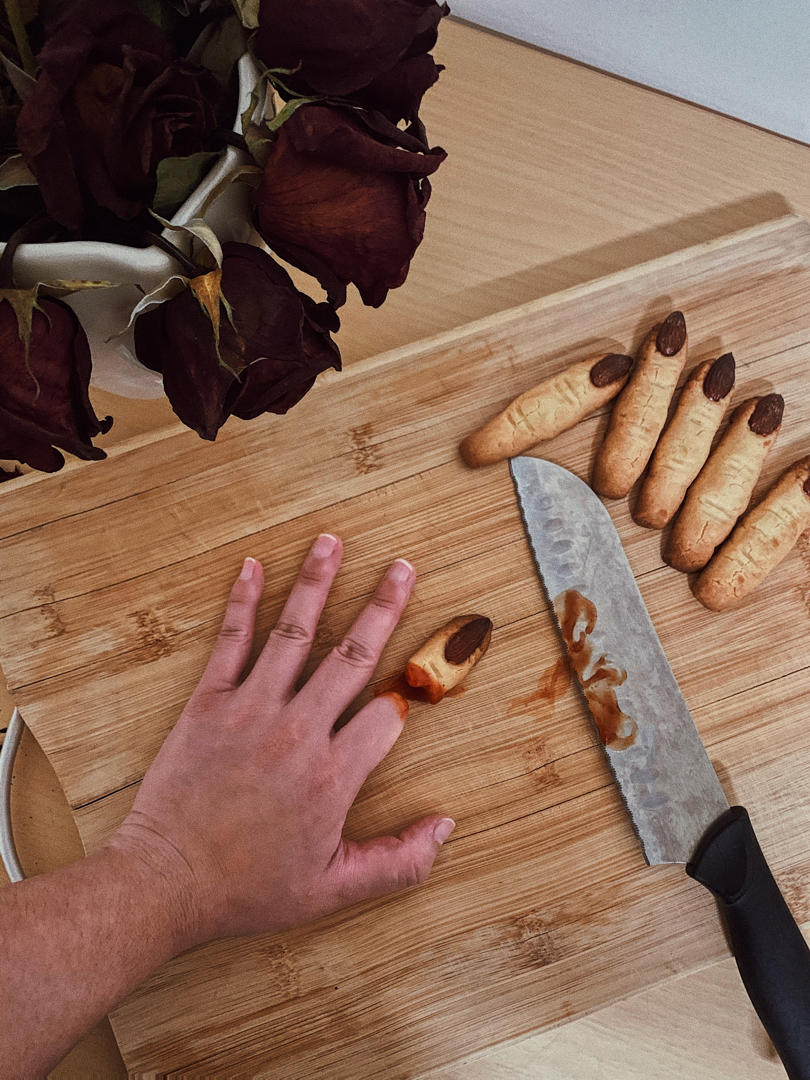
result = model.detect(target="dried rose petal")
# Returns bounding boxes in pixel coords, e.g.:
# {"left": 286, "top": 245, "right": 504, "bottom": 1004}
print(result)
{"left": 15, "top": 0, "right": 229, "bottom": 232}
{"left": 254, "top": 0, "right": 448, "bottom": 120}
{"left": 0, "top": 294, "right": 112, "bottom": 472}
{"left": 133, "top": 242, "right": 340, "bottom": 440}
{"left": 352, "top": 48, "right": 443, "bottom": 123}
{"left": 252, "top": 103, "right": 446, "bottom": 307}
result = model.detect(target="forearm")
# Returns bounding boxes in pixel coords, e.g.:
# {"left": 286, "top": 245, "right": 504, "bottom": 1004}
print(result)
{"left": 0, "top": 842, "right": 189, "bottom": 1078}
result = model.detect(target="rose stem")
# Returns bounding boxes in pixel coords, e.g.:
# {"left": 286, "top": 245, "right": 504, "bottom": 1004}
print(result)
{"left": 143, "top": 230, "right": 209, "bottom": 278}
{"left": 214, "top": 129, "right": 250, "bottom": 153}
{"left": 0, "top": 213, "right": 49, "bottom": 289}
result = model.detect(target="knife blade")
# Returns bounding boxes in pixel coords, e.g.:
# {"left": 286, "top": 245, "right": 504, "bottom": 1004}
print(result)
{"left": 510, "top": 455, "right": 810, "bottom": 1080}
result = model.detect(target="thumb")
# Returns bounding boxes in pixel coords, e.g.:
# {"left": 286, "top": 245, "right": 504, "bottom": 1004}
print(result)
{"left": 329, "top": 815, "right": 455, "bottom": 905}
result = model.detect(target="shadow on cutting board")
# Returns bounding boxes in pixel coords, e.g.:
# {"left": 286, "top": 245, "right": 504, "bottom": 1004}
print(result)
{"left": 440, "top": 193, "right": 793, "bottom": 321}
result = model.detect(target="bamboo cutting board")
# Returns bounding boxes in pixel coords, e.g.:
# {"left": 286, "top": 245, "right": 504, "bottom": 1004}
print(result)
{"left": 2, "top": 214, "right": 810, "bottom": 1077}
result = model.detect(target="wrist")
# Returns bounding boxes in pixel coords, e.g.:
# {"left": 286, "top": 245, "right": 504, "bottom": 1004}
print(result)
{"left": 101, "top": 816, "right": 206, "bottom": 955}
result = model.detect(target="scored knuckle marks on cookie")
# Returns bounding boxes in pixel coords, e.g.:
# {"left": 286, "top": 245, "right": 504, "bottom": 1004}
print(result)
{"left": 457, "top": 304, "right": 802, "bottom": 611}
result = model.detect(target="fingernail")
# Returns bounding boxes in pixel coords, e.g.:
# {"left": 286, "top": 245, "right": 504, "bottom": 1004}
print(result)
{"left": 239, "top": 556, "right": 257, "bottom": 581}
{"left": 312, "top": 533, "right": 339, "bottom": 559}
{"left": 433, "top": 818, "right": 456, "bottom": 845}
{"left": 388, "top": 558, "right": 414, "bottom": 584}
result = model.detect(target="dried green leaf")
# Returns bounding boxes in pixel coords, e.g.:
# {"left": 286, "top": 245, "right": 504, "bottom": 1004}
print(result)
{"left": 115, "top": 273, "right": 189, "bottom": 336}
{"left": 153, "top": 151, "right": 222, "bottom": 218}
{"left": 231, "top": 0, "right": 259, "bottom": 30}
{"left": 37, "top": 278, "right": 115, "bottom": 296}
{"left": 0, "top": 51, "right": 35, "bottom": 100}
{"left": 190, "top": 267, "right": 222, "bottom": 343}
{"left": 189, "top": 266, "right": 239, "bottom": 375}
{"left": 150, "top": 211, "right": 224, "bottom": 268}
{"left": 240, "top": 78, "right": 263, "bottom": 137}
{"left": 0, "top": 153, "right": 35, "bottom": 189}
{"left": 3, "top": 0, "right": 36, "bottom": 75}
{"left": 262, "top": 65, "right": 306, "bottom": 99}
{"left": 190, "top": 13, "right": 247, "bottom": 85}
{"left": 264, "top": 95, "right": 316, "bottom": 134}
{"left": 195, "top": 162, "right": 262, "bottom": 219}
{"left": 114, "top": 212, "right": 226, "bottom": 338}
{"left": 131, "top": 0, "right": 173, "bottom": 31}
{"left": 17, "top": 0, "right": 39, "bottom": 22}
{"left": 262, "top": 62, "right": 303, "bottom": 78}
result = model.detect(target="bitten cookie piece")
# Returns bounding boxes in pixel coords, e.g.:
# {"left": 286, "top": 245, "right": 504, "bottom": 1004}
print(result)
{"left": 633, "top": 353, "right": 736, "bottom": 529}
{"left": 405, "top": 614, "right": 492, "bottom": 703}
{"left": 664, "top": 393, "right": 784, "bottom": 573}
{"left": 693, "top": 457, "right": 810, "bottom": 611}
{"left": 459, "top": 352, "right": 633, "bottom": 468}
{"left": 592, "top": 311, "right": 689, "bottom": 499}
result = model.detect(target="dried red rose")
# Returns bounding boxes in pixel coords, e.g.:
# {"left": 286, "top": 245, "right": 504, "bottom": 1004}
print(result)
{"left": 15, "top": 0, "right": 229, "bottom": 233}
{"left": 252, "top": 104, "right": 446, "bottom": 308}
{"left": 0, "top": 294, "right": 112, "bottom": 472}
{"left": 351, "top": 46, "right": 443, "bottom": 124}
{"left": 254, "top": 0, "right": 448, "bottom": 122}
{"left": 133, "top": 242, "right": 341, "bottom": 441}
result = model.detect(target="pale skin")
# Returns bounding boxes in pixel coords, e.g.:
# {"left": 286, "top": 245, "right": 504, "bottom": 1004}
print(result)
{"left": 0, "top": 533, "right": 454, "bottom": 1078}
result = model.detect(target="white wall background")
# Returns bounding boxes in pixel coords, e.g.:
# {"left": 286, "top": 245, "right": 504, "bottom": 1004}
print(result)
{"left": 450, "top": 0, "right": 810, "bottom": 145}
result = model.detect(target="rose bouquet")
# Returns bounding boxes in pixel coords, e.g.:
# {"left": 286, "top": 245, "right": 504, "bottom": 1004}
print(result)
{"left": 0, "top": 0, "right": 448, "bottom": 475}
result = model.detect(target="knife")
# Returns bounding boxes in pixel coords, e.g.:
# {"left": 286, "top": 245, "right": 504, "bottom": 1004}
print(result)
{"left": 510, "top": 455, "right": 810, "bottom": 1079}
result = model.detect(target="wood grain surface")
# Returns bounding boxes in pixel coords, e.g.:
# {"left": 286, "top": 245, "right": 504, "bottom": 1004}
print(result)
{"left": 2, "top": 214, "right": 810, "bottom": 1076}
{"left": 5, "top": 15, "right": 810, "bottom": 1076}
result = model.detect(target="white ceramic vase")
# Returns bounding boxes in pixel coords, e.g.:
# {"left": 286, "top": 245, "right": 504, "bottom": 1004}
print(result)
{"left": 3, "top": 53, "right": 261, "bottom": 400}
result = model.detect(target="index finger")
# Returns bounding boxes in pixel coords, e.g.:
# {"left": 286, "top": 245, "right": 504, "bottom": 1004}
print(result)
{"left": 294, "top": 558, "right": 415, "bottom": 723}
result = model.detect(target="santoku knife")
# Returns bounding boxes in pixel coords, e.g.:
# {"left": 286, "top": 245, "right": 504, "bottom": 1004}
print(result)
{"left": 510, "top": 455, "right": 810, "bottom": 1080}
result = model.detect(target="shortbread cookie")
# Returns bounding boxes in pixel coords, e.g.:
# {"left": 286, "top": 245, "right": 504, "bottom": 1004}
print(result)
{"left": 592, "top": 311, "right": 688, "bottom": 499}
{"left": 693, "top": 457, "right": 810, "bottom": 610}
{"left": 665, "top": 393, "right": 784, "bottom": 573}
{"left": 633, "top": 353, "right": 735, "bottom": 529}
{"left": 460, "top": 352, "right": 632, "bottom": 468}
{"left": 405, "top": 614, "right": 492, "bottom": 703}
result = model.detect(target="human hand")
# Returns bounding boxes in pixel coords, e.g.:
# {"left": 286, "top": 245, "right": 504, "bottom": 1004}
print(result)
{"left": 106, "top": 534, "right": 454, "bottom": 950}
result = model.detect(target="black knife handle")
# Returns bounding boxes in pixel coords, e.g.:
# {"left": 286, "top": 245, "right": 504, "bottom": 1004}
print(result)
{"left": 686, "top": 806, "right": 810, "bottom": 1079}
